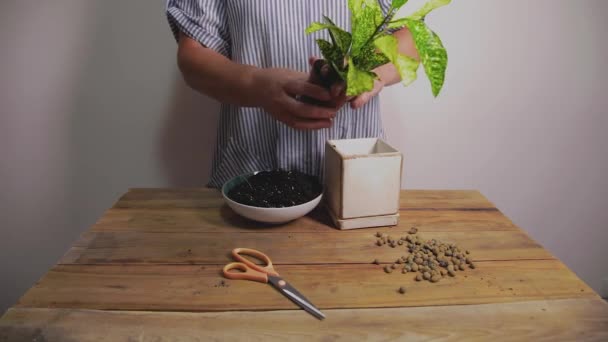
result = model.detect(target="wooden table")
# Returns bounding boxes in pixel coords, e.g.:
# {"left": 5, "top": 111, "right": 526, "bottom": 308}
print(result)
{"left": 1, "top": 189, "right": 607, "bottom": 341}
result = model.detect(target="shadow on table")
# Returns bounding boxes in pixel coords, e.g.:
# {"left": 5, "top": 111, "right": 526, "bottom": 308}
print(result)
{"left": 218, "top": 205, "right": 337, "bottom": 231}
{"left": 218, "top": 205, "right": 272, "bottom": 230}
{"left": 307, "top": 206, "right": 336, "bottom": 228}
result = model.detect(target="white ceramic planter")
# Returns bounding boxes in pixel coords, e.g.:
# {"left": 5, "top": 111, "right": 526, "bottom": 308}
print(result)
{"left": 325, "top": 138, "right": 402, "bottom": 229}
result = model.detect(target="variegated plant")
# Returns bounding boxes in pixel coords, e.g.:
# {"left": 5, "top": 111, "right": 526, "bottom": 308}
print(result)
{"left": 306, "top": 0, "right": 451, "bottom": 97}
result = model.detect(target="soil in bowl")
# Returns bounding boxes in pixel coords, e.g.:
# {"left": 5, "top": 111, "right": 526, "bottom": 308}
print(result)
{"left": 227, "top": 170, "right": 322, "bottom": 208}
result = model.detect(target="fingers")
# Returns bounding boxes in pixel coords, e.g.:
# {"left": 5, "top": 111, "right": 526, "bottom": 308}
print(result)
{"left": 313, "top": 59, "right": 326, "bottom": 74}
{"left": 318, "top": 63, "right": 332, "bottom": 79}
{"left": 350, "top": 79, "right": 385, "bottom": 109}
{"left": 285, "top": 80, "right": 331, "bottom": 102}
{"left": 288, "top": 118, "right": 332, "bottom": 130}
{"left": 307, "top": 58, "right": 329, "bottom": 88}
{"left": 286, "top": 96, "right": 337, "bottom": 119}
{"left": 351, "top": 93, "right": 371, "bottom": 109}
{"left": 330, "top": 81, "right": 345, "bottom": 98}
{"left": 273, "top": 98, "right": 333, "bottom": 130}
{"left": 329, "top": 94, "right": 349, "bottom": 110}
{"left": 309, "top": 56, "right": 320, "bottom": 67}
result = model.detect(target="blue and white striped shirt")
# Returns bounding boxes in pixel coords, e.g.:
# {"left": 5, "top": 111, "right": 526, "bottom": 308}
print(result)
{"left": 166, "top": 0, "right": 391, "bottom": 188}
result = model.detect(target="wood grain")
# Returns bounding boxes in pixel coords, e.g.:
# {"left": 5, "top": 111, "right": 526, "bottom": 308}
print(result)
{"left": 93, "top": 207, "right": 518, "bottom": 233}
{"left": 17, "top": 260, "right": 596, "bottom": 312}
{"left": 4, "top": 188, "right": 606, "bottom": 341}
{"left": 3, "top": 299, "right": 608, "bottom": 341}
{"left": 113, "top": 188, "right": 225, "bottom": 209}
{"left": 114, "top": 189, "right": 496, "bottom": 210}
{"left": 59, "top": 230, "right": 553, "bottom": 265}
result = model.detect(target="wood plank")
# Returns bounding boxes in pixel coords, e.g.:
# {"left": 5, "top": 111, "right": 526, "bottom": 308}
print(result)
{"left": 17, "top": 260, "right": 596, "bottom": 312}
{"left": 93, "top": 207, "right": 518, "bottom": 233}
{"left": 114, "top": 189, "right": 496, "bottom": 210}
{"left": 97, "top": 206, "right": 336, "bottom": 232}
{"left": 113, "top": 188, "right": 224, "bottom": 209}
{"left": 3, "top": 299, "right": 608, "bottom": 341}
{"left": 60, "top": 230, "right": 553, "bottom": 265}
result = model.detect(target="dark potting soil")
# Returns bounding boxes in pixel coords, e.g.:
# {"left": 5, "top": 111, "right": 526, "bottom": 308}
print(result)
{"left": 227, "top": 170, "right": 322, "bottom": 208}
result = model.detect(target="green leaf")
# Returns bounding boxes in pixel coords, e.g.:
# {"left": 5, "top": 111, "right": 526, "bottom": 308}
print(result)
{"left": 351, "top": 1, "right": 384, "bottom": 56}
{"left": 331, "top": 61, "right": 348, "bottom": 81}
{"left": 348, "top": 0, "right": 365, "bottom": 15}
{"left": 346, "top": 57, "right": 377, "bottom": 96}
{"left": 316, "top": 39, "right": 343, "bottom": 71}
{"left": 349, "top": 0, "right": 382, "bottom": 17}
{"left": 322, "top": 16, "right": 352, "bottom": 56}
{"left": 305, "top": 22, "right": 330, "bottom": 34}
{"left": 387, "top": 18, "right": 407, "bottom": 30}
{"left": 387, "top": 0, "right": 451, "bottom": 29}
{"left": 373, "top": 35, "right": 419, "bottom": 86}
{"left": 402, "top": 19, "right": 447, "bottom": 96}
{"left": 391, "top": 0, "right": 408, "bottom": 10}
{"left": 353, "top": 43, "right": 390, "bottom": 71}
{"left": 408, "top": 0, "right": 451, "bottom": 21}
{"left": 306, "top": 18, "right": 351, "bottom": 58}
{"left": 366, "top": 0, "right": 385, "bottom": 26}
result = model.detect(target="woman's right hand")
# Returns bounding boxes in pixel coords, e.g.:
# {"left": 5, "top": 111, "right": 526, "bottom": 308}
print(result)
{"left": 250, "top": 68, "right": 341, "bottom": 130}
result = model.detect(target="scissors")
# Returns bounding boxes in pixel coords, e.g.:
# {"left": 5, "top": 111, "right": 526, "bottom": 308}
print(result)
{"left": 222, "top": 248, "right": 325, "bottom": 320}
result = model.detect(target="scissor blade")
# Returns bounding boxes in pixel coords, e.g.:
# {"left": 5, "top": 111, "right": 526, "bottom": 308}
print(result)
{"left": 268, "top": 276, "right": 325, "bottom": 320}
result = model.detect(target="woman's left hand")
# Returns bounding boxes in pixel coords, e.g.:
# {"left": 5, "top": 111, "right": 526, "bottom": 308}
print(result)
{"left": 349, "top": 78, "right": 385, "bottom": 109}
{"left": 327, "top": 76, "right": 385, "bottom": 110}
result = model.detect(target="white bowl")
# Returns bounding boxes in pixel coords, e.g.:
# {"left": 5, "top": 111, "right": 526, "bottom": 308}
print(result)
{"left": 221, "top": 172, "right": 323, "bottom": 224}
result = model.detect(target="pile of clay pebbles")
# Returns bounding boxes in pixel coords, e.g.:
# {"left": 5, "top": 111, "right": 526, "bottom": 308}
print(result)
{"left": 227, "top": 170, "right": 322, "bottom": 208}
{"left": 372, "top": 227, "right": 475, "bottom": 283}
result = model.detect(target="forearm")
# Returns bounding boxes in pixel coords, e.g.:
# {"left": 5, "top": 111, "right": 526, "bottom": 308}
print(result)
{"left": 374, "top": 27, "right": 419, "bottom": 87}
{"left": 176, "top": 33, "right": 260, "bottom": 107}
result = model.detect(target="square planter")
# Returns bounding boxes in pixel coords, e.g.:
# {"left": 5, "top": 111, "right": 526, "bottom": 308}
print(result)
{"left": 324, "top": 138, "right": 402, "bottom": 229}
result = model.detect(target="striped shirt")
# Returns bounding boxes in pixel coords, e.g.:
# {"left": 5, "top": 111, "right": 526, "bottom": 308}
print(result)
{"left": 166, "top": 0, "right": 391, "bottom": 188}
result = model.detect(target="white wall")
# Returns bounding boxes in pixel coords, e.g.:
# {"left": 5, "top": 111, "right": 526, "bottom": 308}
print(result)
{"left": 385, "top": 0, "right": 608, "bottom": 298}
{"left": 1, "top": 0, "right": 92, "bottom": 312}
{"left": 1, "top": 0, "right": 606, "bottom": 312}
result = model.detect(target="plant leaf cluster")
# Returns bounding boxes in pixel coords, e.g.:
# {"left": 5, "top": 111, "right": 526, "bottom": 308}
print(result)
{"left": 306, "top": 0, "right": 451, "bottom": 97}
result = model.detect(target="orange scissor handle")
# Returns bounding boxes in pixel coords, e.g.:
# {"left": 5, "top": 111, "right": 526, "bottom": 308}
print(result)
{"left": 222, "top": 262, "right": 268, "bottom": 283}
{"left": 232, "top": 248, "right": 280, "bottom": 277}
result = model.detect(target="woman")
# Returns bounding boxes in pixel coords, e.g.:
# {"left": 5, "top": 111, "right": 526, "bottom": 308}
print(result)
{"left": 166, "top": 0, "right": 417, "bottom": 188}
